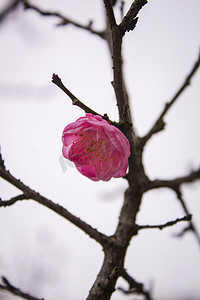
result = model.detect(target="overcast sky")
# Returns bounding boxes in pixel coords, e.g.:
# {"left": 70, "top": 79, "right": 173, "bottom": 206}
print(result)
{"left": 0, "top": 1, "right": 200, "bottom": 299}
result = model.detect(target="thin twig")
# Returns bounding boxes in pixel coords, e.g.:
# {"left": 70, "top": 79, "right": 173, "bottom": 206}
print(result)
{"left": 119, "top": 269, "right": 153, "bottom": 300}
{"left": 23, "top": 0, "right": 105, "bottom": 39}
{"left": 0, "top": 0, "right": 22, "bottom": 24}
{"left": 175, "top": 189, "right": 200, "bottom": 246}
{"left": 51, "top": 74, "right": 121, "bottom": 128}
{"left": 147, "top": 168, "right": 200, "bottom": 191}
{"left": 145, "top": 171, "right": 200, "bottom": 245}
{"left": 52, "top": 74, "right": 100, "bottom": 116}
{"left": 138, "top": 214, "right": 192, "bottom": 231}
{"left": 141, "top": 49, "right": 200, "bottom": 146}
{"left": 0, "top": 276, "right": 44, "bottom": 300}
{"left": 0, "top": 194, "right": 29, "bottom": 207}
{"left": 120, "top": 1, "right": 125, "bottom": 21}
{"left": 0, "top": 160, "right": 109, "bottom": 247}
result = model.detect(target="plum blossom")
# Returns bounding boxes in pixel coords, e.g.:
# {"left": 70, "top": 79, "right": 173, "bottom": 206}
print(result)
{"left": 62, "top": 113, "right": 130, "bottom": 181}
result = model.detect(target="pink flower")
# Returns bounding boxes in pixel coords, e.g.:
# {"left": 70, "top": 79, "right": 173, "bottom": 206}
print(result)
{"left": 62, "top": 113, "right": 130, "bottom": 181}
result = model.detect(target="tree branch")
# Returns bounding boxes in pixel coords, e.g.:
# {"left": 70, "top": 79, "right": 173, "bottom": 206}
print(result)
{"left": 52, "top": 74, "right": 101, "bottom": 116}
{"left": 175, "top": 189, "right": 200, "bottom": 246}
{"left": 119, "top": 269, "right": 153, "bottom": 300}
{"left": 0, "top": 156, "right": 109, "bottom": 247}
{"left": 103, "top": 0, "right": 117, "bottom": 29}
{"left": 141, "top": 49, "right": 200, "bottom": 146}
{"left": 119, "top": 0, "right": 148, "bottom": 35}
{"left": 0, "top": 149, "right": 6, "bottom": 169}
{"left": 147, "top": 168, "right": 200, "bottom": 191}
{"left": 0, "top": 276, "right": 44, "bottom": 300}
{"left": 103, "top": 1, "right": 126, "bottom": 122}
{"left": 23, "top": 1, "right": 105, "bottom": 39}
{"left": 145, "top": 170, "right": 200, "bottom": 245}
{"left": 0, "top": 194, "right": 29, "bottom": 207}
{"left": 138, "top": 214, "right": 192, "bottom": 231}
{"left": 0, "top": 0, "right": 23, "bottom": 24}
{"left": 51, "top": 74, "right": 123, "bottom": 128}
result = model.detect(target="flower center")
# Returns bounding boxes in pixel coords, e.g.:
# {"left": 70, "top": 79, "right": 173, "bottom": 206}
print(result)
{"left": 70, "top": 133, "right": 109, "bottom": 170}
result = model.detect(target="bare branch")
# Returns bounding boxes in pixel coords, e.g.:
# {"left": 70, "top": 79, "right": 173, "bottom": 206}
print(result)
{"left": 0, "top": 276, "right": 44, "bottom": 300}
{"left": 0, "top": 157, "right": 109, "bottom": 247}
{"left": 51, "top": 74, "right": 123, "bottom": 129}
{"left": 119, "top": 269, "right": 153, "bottom": 300}
{"left": 23, "top": 1, "right": 105, "bottom": 39}
{"left": 147, "top": 168, "right": 200, "bottom": 191}
{"left": 120, "top": 1, "right": 125, "bottom": 20}
{"left": 141, "top": 49, "right": 200, "bottom": 146}
{"left": 0, "top": 150, "right": 5, "bottom": 170}
{"left": 138, "top": 214, "right": 192, "bottom": 231}
{"left": 119, "top": 0, "right": 148, "bottom": 35}
{"left": 0, "top": 194, "right": 29, "bottom": 207}
{"left": 103, "top": 1, "right": 148, "bottom": 125}
{"left": 145, "top": 169, "right": 200, "bottom": 245}
{"left": 103, "top": 0, "right": 126, "bottom": 122}
{"left": 103, "top": 0, "right": 117, "bottom": 29}
{"left": 52, "top": 74, "right": 101, "bottom": 116}
{"left": 175, "top": 189, "right": 200, "bottom": 246}
{"left": 0, "top": 0, "right": 22, "bottom": 24}
{"left": 147, "top": 169, "right": 200, "bottom": 191}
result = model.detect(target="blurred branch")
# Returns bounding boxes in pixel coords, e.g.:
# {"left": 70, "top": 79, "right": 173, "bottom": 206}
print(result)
{"left": 175, "top": 189, "right": 200, "bottom": 246}
{"left": 0, "top": 0, "right": 22, "bottom": 24}
{"left": 119, "top": 269, "right": 153, "bottom": 300}
{"left": 120, "top": 1, "right": 125, "bottom": 20}
{"left": 119, "top": 0, "right": 148, "bottom": 35}
{"left": 0, "top": 276, "right": 44, "bottom": 300}
{"left": 0, "top": 152, "right": 109, "bottom": 247}
{"left": 23, "top": 0, "right": 105, "bottom": 39}
{"left": 147, "top": 168, "right": 200, "bottom": 191}
{"left": 103, "top": 0, "right": 117, "bottom": 28}
{"left": 138, "top": 214, "right": 192, "bottom": 231}
{"left": 145, "top": 170, "right": 200, "bottom": 245}
{"left": 141, "top": 49, "right": 200, "bottom": 146}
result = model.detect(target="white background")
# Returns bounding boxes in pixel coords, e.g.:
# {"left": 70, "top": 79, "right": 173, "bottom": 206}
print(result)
{"left": 0, "top": 0, "right": 200, "bottom": 299}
